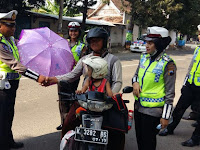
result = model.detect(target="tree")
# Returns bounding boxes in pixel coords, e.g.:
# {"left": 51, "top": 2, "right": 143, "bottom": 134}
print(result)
{"left": 0, "top": 0, "right": 45, "bottom": 13}
{"left": 124, "top": 0, "right": 200, "bottom": 36}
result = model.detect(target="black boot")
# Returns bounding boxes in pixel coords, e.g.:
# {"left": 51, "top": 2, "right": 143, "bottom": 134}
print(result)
{"left": 56, "top": 124, "right": 62, "bottom": 130}
{"left": 191, "top": 121, "right": 198, "bottom": 127}
{"left": 181, "top": 138, "right": 199, "bottom": 147}
{"left": 159, "top": 128, "right": 174, "bottom": 136}
{"left": 9, "top": 142, "right": 24, "bottom": 149}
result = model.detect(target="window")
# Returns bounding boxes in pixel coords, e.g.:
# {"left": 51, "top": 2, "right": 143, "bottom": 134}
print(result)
{"left": 39, "top": 21, "right": 50, "bottom": 28}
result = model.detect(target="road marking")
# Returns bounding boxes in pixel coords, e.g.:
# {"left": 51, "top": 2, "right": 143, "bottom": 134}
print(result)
{"left": 122, "top": 64, "right": 138, "bottom": 68}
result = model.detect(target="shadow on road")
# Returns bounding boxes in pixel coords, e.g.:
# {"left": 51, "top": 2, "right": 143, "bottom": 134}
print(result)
{"left": 17, "top": 132, "right": 61, "bottom": 150}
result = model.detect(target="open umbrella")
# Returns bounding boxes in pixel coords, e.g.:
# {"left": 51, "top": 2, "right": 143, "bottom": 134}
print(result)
{"left": 17, "top": 27, "right": 75, "bottom": 77}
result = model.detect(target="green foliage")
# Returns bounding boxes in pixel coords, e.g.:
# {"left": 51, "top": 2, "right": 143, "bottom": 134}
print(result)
{"left": 32, "top": 0, "right": 97, "bottom": 17}
{"left": 0, "top": 0, "right": 45, "bottom": 13}
{"left": 125, "top": 0, "right": 200, "bottom": 35}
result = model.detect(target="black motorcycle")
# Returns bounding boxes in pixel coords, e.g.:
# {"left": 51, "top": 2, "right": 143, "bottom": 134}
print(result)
{"left": 59, "top": 85, "right": 133, "bottom": 150}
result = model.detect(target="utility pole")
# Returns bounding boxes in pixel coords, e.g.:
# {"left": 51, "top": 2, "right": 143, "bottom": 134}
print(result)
{"left": 58, "top": 0, "right": 64, "bottom": 34}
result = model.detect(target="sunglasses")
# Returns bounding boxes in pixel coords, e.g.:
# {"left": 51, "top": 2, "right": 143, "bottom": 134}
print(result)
{"left": 1, "top": 22, "right": 16, "bottom": 28}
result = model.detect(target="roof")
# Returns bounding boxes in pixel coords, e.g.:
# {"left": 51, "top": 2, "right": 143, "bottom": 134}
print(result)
{"left": 89, "top": 16, "right": 123, "bottom": 24}
{"left": 111, "top": 0, "right": 131, "bottom": 13}
{"left": 26, "top": 11, "right": 115, "bottom": 27}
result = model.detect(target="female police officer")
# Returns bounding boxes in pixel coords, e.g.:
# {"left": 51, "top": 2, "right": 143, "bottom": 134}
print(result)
{"left": 57, "top": 22, "right": 86, "bottom": 130}
{"left": 0, "top": 10, "right": 45, "bottom": 149}
{"left": 132, "top": 26, "right": 176, "bottom": 150}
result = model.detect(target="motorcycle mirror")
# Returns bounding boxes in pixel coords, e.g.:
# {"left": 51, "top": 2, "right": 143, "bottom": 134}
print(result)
{"left": 122, "top": 86, "right": 133, "bottom": 93}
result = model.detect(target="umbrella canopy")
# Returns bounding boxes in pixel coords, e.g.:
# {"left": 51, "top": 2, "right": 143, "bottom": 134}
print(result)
{"left": 18, "top": 27, "right": 75, "bottom": 77}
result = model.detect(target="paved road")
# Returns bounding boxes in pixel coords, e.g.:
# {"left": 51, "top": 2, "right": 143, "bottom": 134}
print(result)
{"left": 12, "top": 47, "right": 200, "bottom": 150}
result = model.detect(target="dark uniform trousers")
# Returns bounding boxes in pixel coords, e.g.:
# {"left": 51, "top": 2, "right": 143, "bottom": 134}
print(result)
{"left": 58, "top": 78, "right": 80, "bottom": 124}
{"left": 167, "top": 82, "right": 200, "bottom": 141}
{"left": 0, "top": 80, "right": 19, "bottom": 149}
{"left": 134, "top": 110, "right": 160, "bottom": 150}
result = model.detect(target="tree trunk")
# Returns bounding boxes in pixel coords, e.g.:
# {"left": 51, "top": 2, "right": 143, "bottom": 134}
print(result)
{"left": 58, "top": 0, "right": 64, "bottom": 33}
{"left": 82, "top": 0, "right": 88, "bottom": 31}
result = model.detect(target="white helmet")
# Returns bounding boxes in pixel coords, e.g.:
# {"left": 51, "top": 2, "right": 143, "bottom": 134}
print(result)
{"left": 145, "top": 26, "right": 169, "bottom": 41}
{"left": 68, "top": 22, "right": 80, "bottom": 30}
{"left": 83, "top": 56, "right": 108, "bottom": 79}
{"left": 197, "top": 25, "right": 200, "bottom": 31}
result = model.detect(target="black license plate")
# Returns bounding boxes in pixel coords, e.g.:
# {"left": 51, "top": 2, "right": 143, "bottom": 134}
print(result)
{"left": 74, "top": 127, "right": 108, "bottom": 145}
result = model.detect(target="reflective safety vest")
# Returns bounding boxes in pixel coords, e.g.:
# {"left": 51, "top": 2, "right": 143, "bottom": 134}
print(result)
{"left": 68, "top": 40, "right": 85, "bottom": 65}
{"left": 0, "top": 33, "right": 21, "bottom": 80}
{"left": 136, "top": 53, "right": 173, "bottom": 107}
{"left": 188, "top": 46, "right": 200, "bottom": 86}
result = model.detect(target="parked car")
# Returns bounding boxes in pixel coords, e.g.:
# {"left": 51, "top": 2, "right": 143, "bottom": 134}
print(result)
{"left": 130, "top": 34, "right": 147, "bottom": 52}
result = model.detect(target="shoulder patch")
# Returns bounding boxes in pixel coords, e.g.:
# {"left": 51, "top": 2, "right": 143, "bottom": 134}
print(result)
{"left": 162, "top": 55, "right": 171, "bottom": 62}
{"left": 167, "top": 62, "right": 176, "bottom": 76}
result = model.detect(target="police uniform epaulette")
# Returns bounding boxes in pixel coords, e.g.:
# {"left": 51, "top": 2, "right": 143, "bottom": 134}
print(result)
{"left": 142, "top": 52, "right": 147, "bottom": 54}
{"left": 162, "top": 55, "right": 171, "bottom": 62}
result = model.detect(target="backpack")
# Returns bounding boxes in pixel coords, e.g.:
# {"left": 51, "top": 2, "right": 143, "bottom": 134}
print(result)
{"left": 102, "top": 94, "right": 128, "bottom": 133}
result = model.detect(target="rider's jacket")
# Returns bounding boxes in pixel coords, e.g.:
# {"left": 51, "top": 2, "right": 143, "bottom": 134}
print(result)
{"left": 0, "top": 33, "right": 21, "bottom": 80}
{"left": 132, "top": 52, "right": 176, "bottom": 119}
{"left": 68, "top": 39, "right": 85, "bottom": 65}
{"left": 187, "top": 46, "right": 200, "bottom": 86}
{"left": 89, "top": 78, "right": 107, "bottom": 93}
{"left": 135, "top": 53, "right": 174, "bottom": 108}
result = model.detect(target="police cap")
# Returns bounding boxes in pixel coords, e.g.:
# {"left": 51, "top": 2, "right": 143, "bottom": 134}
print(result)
{"left": 0, "top": 10, "right": 18, "bottom": 24}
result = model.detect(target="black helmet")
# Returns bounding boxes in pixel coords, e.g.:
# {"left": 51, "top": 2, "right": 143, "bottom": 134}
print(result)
{"left": 86, "top": 27, "right": 109, "bottom": 49}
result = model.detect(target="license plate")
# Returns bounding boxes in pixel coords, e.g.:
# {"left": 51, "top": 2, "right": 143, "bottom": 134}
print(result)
{"left": 74, "top": 127, "right": 108, "bottom": 145}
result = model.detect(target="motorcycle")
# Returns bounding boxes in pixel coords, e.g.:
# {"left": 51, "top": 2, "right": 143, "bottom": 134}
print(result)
{"left": 59, "top": 84, "right": 133, "bottom": 150}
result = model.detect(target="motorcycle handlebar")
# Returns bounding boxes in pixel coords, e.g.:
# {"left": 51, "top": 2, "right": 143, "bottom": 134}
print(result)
{"left": 58, "top": 92, "right": 129, "bottom": 104}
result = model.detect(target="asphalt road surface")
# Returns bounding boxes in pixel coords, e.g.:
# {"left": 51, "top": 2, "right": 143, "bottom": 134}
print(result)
{"left": 12, "top": 45, "right": 200, "bottom": 150}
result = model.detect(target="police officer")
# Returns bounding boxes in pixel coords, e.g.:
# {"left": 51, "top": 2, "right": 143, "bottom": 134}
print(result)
{"left": 56, "top": 22, "right": 86, "bottom": 130}
{"left": 159, "top": 46, "right": 200, "bottom": 147}
{"left": 0, "top": 10, "right": 46, "bottom": 149}
{"left": 132, "top": 26, "right": 176, "bottom": 150}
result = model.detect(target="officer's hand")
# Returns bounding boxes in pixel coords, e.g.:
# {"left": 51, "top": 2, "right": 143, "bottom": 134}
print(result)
{"left": 132, "top": 82, "right": 142, "bottom": 98}
{"left": 37, "top": 75, "right": 46, "bottom": 85}
{"left": 160, "top": 118, "right": 169, "bottom": 129}
{"left": 43, "top": 77, "right": 58, "bottom": 86}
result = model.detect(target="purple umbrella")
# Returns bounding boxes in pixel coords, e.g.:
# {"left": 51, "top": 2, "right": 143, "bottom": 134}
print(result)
{"left": 18, "top": 27, "right": 75, "bottom": 77}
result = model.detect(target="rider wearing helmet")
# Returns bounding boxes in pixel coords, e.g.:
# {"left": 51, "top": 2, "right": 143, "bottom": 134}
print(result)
{"left": 56, "top": 21, "right": 86, "bottom": 131}
{"left": 76, "top": 56, "right": 112, "bottom": 97}
{"left": 132, "top": 26, "right": 176, "bottom": 150}
{"left": 46, "top": 27, "right": 123, "bottom": 150}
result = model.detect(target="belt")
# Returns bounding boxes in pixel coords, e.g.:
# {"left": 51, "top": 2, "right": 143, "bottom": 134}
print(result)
{"left": 6, "top": 73, "right": 19, "bottom": 80}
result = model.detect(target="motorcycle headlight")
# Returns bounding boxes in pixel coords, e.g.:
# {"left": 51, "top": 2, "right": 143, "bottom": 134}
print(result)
{"left": 78, "top": 100, "right": 113, "bottom": 112}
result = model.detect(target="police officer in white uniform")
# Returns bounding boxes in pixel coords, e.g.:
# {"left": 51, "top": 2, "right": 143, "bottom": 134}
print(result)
{"left": 0, "top": 10, "right": 46, "bottom": 149}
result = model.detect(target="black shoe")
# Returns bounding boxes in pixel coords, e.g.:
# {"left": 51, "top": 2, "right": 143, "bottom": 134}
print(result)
{"left": 181, "top": 139, "right": 199, "bottom": 147}
{"left": 159, "top": 128, "right": 174, "bottom": 136}
{"left": 191, "top": 122, "right": 198, "bottom": 127}
{"left": 9, "top": 142, "right": 24, "bottom": 149}
{"left": 56, "top": 124, "right": 62, "bottom": 130}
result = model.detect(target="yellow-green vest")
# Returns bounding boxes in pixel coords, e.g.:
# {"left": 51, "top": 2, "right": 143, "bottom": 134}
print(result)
{"left": 188, "top": 46, "right": 200, "bottom": 86}
{"left": 0, "top": 33, "right": 21, "bottom": 80}
{"left": 68, "top": 40, "right": 85, "bottom": 65}
{"left": 136, "top": 53, "right": 172, "bottom": 107}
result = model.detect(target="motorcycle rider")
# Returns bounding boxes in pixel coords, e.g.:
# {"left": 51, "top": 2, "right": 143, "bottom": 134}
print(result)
{"left": 44, "top": 27, "right": 124, "bottom": 150}
{"left": 76, "top": 56, "right": 113, "bottom": 97}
